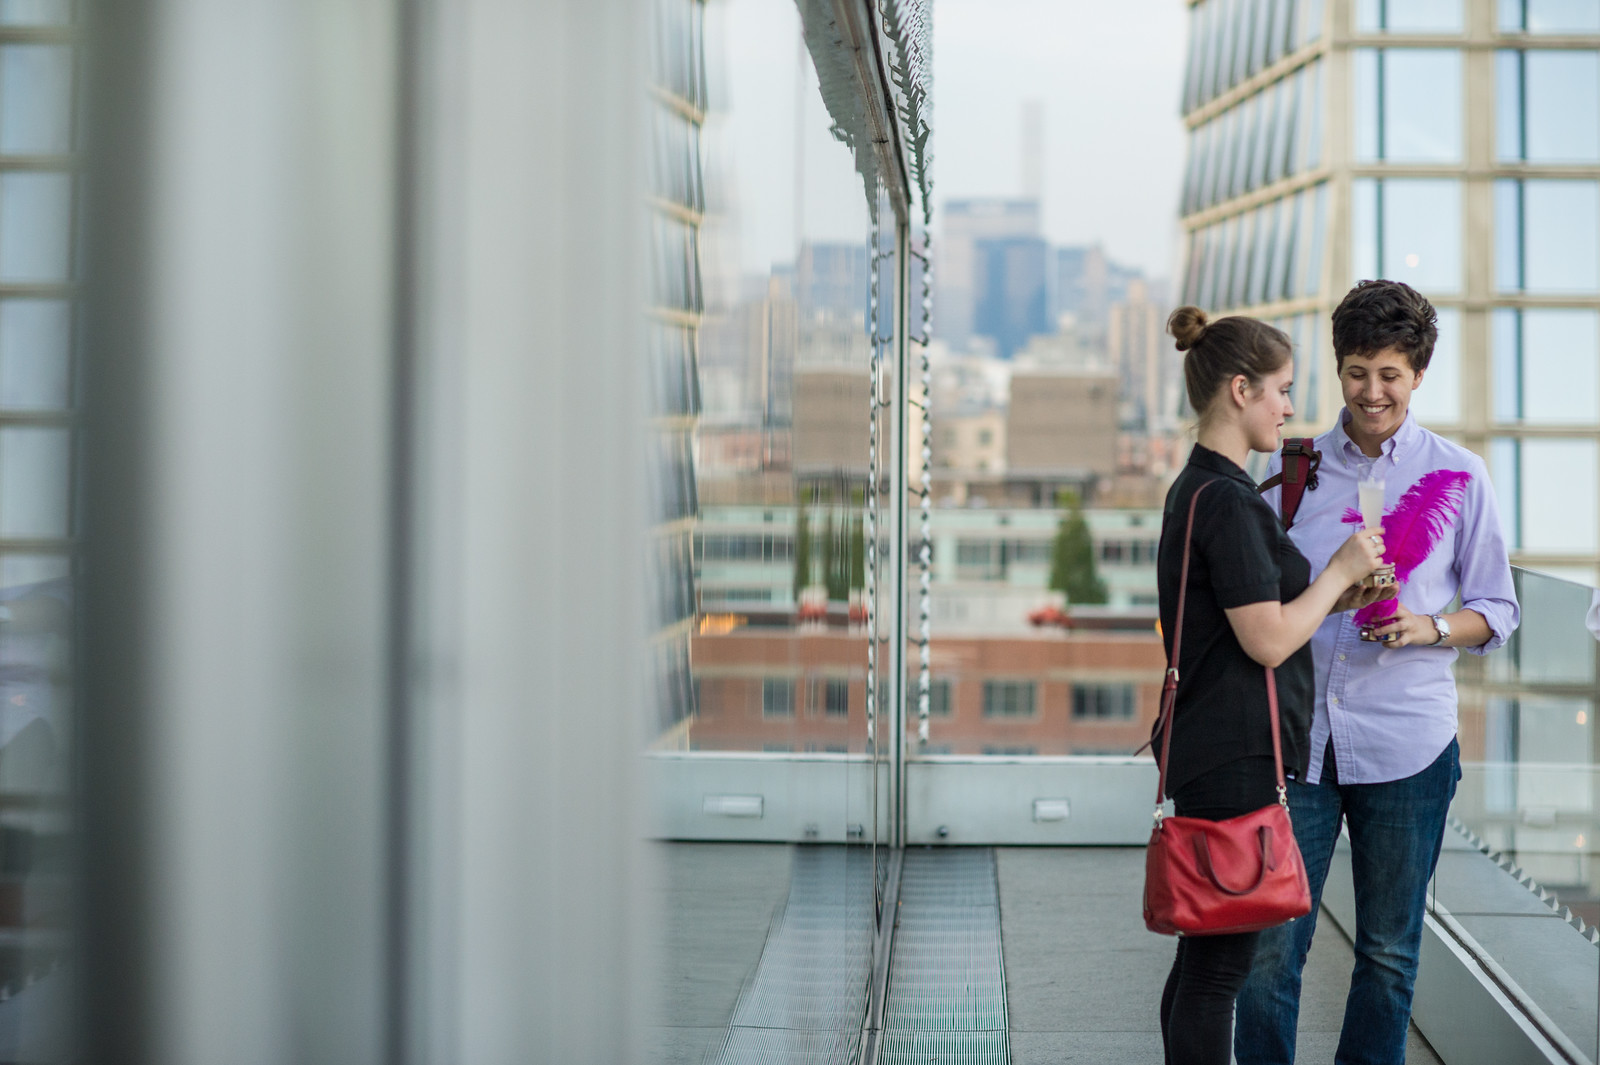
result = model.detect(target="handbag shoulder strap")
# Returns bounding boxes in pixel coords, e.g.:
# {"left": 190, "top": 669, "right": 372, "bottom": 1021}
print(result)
{"left": 1256, "top": 437, "right": 1321, "bottom": 530}
{"left": 1152, "top": 479, "right": 1289, "bottom": 816}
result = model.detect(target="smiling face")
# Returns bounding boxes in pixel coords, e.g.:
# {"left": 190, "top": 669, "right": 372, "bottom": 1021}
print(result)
{"left": 1238, "top": 362, "right": 1296, "bottom": 454}
{"left": 1340, "top": 346, "right": 1423, "bottom": 453}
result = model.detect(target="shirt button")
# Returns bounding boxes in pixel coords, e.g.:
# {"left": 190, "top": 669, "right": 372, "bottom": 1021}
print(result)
{"left": 1330, "top": 696, "right": 1339, "bottom": 704}
{"left": 1338, "top": 654, "right": 1347, "bottom": 661}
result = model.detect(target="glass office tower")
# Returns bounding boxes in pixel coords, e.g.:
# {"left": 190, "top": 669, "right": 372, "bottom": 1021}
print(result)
{"left": 1179, "top": 0, "right": 1600, "bottom": 587}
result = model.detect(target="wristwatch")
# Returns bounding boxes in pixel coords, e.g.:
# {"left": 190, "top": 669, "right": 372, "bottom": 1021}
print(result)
{"left": 1428, "top": 614, "right": 1451, "bottom": 646}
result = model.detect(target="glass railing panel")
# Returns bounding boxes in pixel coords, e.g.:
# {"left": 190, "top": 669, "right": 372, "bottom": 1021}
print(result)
{"left": 1442, "top": 567, "right": 1600, "bottom": 1060}
{"left": 644, "top": 0, "right": 892, "bottom": 1057}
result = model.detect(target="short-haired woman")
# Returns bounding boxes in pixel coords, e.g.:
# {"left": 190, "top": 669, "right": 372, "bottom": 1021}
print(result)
{"left": 1155, "top": 307, "right": 1386, "bottom": 1065}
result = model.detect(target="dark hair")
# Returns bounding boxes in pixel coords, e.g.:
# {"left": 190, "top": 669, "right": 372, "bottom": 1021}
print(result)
{"left": 1331, "top": 280, "right": 1437, "bottom": 373}
{"left": 1167, "top": 306, "right": 1292, "bottom": 418}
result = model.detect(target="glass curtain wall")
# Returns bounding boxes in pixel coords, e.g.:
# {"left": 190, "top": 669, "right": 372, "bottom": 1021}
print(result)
{"left": 0, "top": 5, "right": 74, "bottom": 1061}
{"left": 645, "top": 0, "right": 906, "bottom": 1058}
{"left": 1443, "top": 567, "right": 1600, "bottom": 1059}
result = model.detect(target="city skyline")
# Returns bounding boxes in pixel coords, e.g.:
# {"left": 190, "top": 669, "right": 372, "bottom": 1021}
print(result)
{"left": 711, "top": 0, "right": 1189, "bottom": 280}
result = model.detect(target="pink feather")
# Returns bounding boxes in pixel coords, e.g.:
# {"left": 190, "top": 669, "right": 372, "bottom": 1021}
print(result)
{"left": 1352, "top": 469, "right": 1472, "bottom": 628}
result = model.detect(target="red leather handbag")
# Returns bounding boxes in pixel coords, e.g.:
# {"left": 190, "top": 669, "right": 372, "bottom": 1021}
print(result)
{"left": 1143, "top": 480, "right": 1313, "bottom": 937}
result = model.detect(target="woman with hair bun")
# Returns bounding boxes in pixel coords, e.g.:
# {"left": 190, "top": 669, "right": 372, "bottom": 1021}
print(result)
{"left": 1153, "top": 307, "right": 1387, "bottom": 1064}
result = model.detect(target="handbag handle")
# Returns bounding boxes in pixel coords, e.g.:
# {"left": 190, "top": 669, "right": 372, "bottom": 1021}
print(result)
{"left": 1192, "top": 826, "right": 1279, "bottom": 896}
{"left": 1152, "top": 480, "right": 1289, "bottom": 824}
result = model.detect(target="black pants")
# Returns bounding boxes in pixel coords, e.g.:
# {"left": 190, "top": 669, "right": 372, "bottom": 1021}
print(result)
{"left": 1160, "top": 756, "right": 1279, "bottom": 1065}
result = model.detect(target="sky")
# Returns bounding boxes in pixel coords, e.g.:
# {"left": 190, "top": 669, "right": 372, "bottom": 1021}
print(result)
{"left": 708, "top": 0, "right": 1190, "bottom": 282}
{"left": 933, "top": 0, "right": 1190, "bottom": 280}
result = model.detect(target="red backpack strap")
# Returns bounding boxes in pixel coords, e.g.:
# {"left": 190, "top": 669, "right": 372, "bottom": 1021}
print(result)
{"left": 1257, "top": 437, "right": 1321, "bottom": 530}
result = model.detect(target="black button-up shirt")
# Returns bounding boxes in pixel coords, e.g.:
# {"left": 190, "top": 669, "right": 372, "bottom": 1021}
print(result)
{"left": 1154, "top": 444, "right": 1314, "bottom": 795}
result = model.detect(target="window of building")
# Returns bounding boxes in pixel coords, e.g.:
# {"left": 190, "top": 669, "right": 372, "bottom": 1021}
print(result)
{"left": 1004, "top": 540, "right": 1050, "bottom": 566}
{"left": 1499, "top": 0, "right": 1600, "bottom": 33}
{"left": 762, "top": 678, "right": 793, "bottom": 718}
{"left": 1229, "top": 208, "right": 1255, "bottom": 307}
{"left": 1492, "top": 308, "right": 1600, "bottom": 425}
{"left": 1356, "top": 0, "right": 1463, "bottom": 32}
{"left": 1352, "top": 177, "right": 1461, "bottom": 293}
{"left": 929, "top": 678, "right": 953, "bottom": 717}
{"left": 978, "top": 428, "right": 993, "bottom": 446}
{"left": 1497, "top": 50, "right": 1600, "bottom": 163}
{"left": 982, "top": 745, "right": 1037, "bottom": 757}
{"left": 1298, "top": 58, "right": 1324, "bottom": 170}
{"left": 1409, "top": 307, "right": 1461, "bottom": 426}
{"left": 1072, "top": 683, "right": 1137, "bottom": 720}
{"left": 823, "top": 677, "right": 849, "bottom": 718}
{"left": 1495, "top": 178, "right": 1600, "bottom": 294}
{"left": 1355, "top": 48, "right": 1462, "bottom": 163}
{"left": 982, "top": 680, "right": 1036, "bottom": 718}
{"left": 1284, "top": 312, "right": 1323, "bottom": 422}
{"left": 1492, "top": 437, "right": 1600, "bottom": 552}
{"left": 1299, "top": 181, "right": 1327, "bottom": 298}
{"left": 1268, "top": 192, "right": 1297, "bottom": 302}
{"left": 1247, "top": 201, "right": 1277, "bottom": 305}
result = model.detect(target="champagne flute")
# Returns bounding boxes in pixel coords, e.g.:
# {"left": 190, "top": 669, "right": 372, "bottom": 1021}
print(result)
{"left": 1357, "top": 475, "right": 1396, "bottom": 592}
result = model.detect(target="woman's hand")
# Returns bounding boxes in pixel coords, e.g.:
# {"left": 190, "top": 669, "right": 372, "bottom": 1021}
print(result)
{"left": 1360, "top": 601, "right": 1441, "bottom": 647}
{"left": 1328, "top": 526, "right": 1387, "bottom": 585}
{"left": 1332, "top": 581, "right": 1395, "bottom": 614}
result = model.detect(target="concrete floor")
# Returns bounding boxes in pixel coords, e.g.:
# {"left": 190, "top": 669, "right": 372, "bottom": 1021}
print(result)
{"left": 997, "top": 847, "right": 1443, "bottom": 1064}
{"left": 647, "top": 843, "right": 1445, "bottom": 1064}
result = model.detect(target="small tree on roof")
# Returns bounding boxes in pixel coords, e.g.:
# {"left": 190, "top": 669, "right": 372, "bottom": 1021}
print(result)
{"left": 1048, "top": 488, "right": 1108, "bottom": 606}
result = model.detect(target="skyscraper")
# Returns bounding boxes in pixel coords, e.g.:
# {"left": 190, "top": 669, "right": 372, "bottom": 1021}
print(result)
{"left": 1179, "top": 0, "right": 1600, "bottom": 584}
{"left": 972, "top": 234, "right": 1050, "bottom": 359}
{"left": 1108, "top": 277, "right": 1167, "bottom": 432}
{"left": 939, "top": 198, "right": 1042, "bottom": 350}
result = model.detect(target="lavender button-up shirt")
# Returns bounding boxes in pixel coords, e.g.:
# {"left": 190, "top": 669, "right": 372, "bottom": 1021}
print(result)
{"left": 1263, "top": 411, "right": 1520, "bottom": 785}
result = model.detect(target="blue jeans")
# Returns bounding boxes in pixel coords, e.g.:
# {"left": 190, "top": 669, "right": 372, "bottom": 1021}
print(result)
{"left": 1234, "top": 738, "right": 1460, "bottom": 1065}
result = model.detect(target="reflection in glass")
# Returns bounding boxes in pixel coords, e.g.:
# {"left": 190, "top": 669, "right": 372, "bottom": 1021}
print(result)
{"left": 1300, "top": 59, "right": 1323, "bottom": 170}
{"left": 1302, "top": 0, "right": 1325, "bottom": 44}
{"left": 1230, "top": 210, "right": 1255, "bottom": 307}
{"left": 1491, "top": 437, "right": 1522, "bottom": 547}
{"left": 1271, "top": 191, "right": 1296, "bottom": 300}
{"left": 0, "top": 173, "right": 70, "bottom": 283}
{"left": 0, "top": 1, "right": 69, "bottom": 26}
{"left": 1495, "top": 178, "right": 1522, "bottom": 292}
{"left": 1520, "top": 439, "right": 1599, "bottom": 553}
{"left": 1525, "top": 179, "right": 1600, "bottom": 294}
{"left": 1410, "top": 306, "right": 1460, "bottom": 426}
{"left": 1523, "top": 309, "right": 1600, "bottom": 425}
{"left": 1508, "top": 0, "right": 1600, "bottom": 32}
{"left": 0, "top": 427, "right": 69, "bottom": 539}
{"left": 1355, "top": 48, "right": 1462, "bottom": 163}
{"left": 1493, "top": 308, "right": 1523, "bottom": 423}
{"left": 1358, "top": 0, "right": 1464, "bottom": 29}
{"left": 1302, "top": 181, "right": 1326, "bottom": 298}
{"left": 1352, "top": 178, "right": 1461, "bottom": 293}
{"left": 0, "top": 299, "right": 70, "bottom": 411}
{"left": 1249, "top": 201, "right": 1276, "bottom": 305}
{"left": 0, "top": 44, "right": 70, "bottom": 156}
{"left": 1352, "top": 177, "right": 1378, "bottom": 282}
{"left": 1354, "top": 49, "right": 1378, "bottom": 160}
{"left": 1495, "top": 50, "right": 1523, "bottom": 162}
{"left": 1526, "top": 50, "right": 1600, "bottom": 163}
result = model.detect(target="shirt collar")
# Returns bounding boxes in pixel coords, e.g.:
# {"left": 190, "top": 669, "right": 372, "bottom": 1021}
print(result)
{"left": 1334, "top": 408, "right": 1420, "bottom": 468}
{"left": 1186, "top": 443, "right": 1257, "bottom": 487}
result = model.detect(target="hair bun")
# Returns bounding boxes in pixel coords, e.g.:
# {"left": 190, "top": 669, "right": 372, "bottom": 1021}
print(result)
{"left": 1167, "top": 306, "right": 1209, "bottom": 352}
